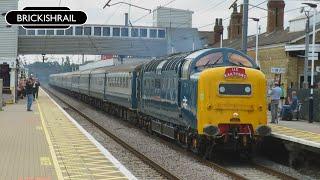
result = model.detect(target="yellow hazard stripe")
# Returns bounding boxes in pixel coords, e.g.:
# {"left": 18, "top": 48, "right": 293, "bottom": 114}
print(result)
{"left": 36, "top": 94, "right": 64, "bottom": 180}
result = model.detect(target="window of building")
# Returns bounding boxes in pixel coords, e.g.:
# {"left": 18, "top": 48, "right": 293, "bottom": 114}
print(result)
{"left": 56, "top": 30, "right": 64, "bottom": 35}
{"left": 37, "top": 30, "right": 45, "bottom": 35}
{"left": 121, "top": 28, "right": 128, "bottom": 37}
{"left": 150, "top": 29, "right": 157, "bottom": 38}
{"left": 65, "top": 27, "right": 73, "bottom": 35}
{"left": 84, "top": 27, "right": 91, "bottom": 35}
{"left": 103, "top": 27, "right": 110, "bottom": 36}
{"left": 131, "top": 28, "right": 139, "bottom": 37}
{"left": 113, "top": 27, "right": 120, "bottom": 36}
{"left": 94, "top": 27, "right": 101, "bottom": 36}
{"left": 46, "top": 30, "right": 54, "bottom": 35}
{"left": 75, "top": 27, "right": 83, "bottom": 35}
{"left": 19, "top": 27, "right": 26, "bottom": 35}
{"left": 140, "top": 29, "right": 147, "bottom": 37}
{"left": 158, "top": 29, "right": 165, "bottom": 38}
{"left": 27, "top": 30, "right": 35, "bottom": 35}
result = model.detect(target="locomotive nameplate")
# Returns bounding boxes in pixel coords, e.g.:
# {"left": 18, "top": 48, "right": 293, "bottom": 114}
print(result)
{"left": 224, "top": 67, "right": 247, "bottom": 79}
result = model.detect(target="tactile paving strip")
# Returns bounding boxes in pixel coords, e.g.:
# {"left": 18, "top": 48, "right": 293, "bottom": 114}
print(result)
{"left": 270, "top": 124, "right": 320, "bottom": 148}
{"left": 37, "top": 89, "right": 132, "bottom": 180}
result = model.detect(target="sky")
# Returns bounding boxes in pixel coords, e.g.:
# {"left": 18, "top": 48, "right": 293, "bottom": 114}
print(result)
{"left": 17, "top": 0, "right": 320, "bottom": 64}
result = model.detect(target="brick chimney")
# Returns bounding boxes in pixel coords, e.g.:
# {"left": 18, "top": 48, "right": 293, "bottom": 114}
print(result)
{"left": 228, "top": 3, "right": 243, "bottom": 40}
{"left": 267, "top": 0, "right": 285, "bottom": 33}
{"left": 213, "top": 18, "right": 223, "bottom": 44}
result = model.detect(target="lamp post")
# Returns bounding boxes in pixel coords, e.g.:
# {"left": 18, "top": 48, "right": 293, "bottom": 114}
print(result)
{"left": 250, "top": 18, "right": 260, "bottom": 67}
{"left": 301, "top": 6, "right": 311, "bottom": 89}
{"left": 303, "top": 2, "right": 317, "bottom": 123}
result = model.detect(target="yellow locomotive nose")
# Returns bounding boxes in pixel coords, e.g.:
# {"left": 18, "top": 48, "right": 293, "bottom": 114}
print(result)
{"left": 197, "top": 67, "right": 268, "bottom": 138}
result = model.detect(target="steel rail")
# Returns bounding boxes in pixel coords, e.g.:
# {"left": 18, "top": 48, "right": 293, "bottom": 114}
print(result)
{"left": 43, "top": 87, "right": 180, "bottom": 180}
{"left": 45, "top": 86, "right": 298, "bottom": 180}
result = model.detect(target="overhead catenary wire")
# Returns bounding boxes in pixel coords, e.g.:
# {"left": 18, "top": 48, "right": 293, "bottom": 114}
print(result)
{"left": 131, "top": 0, "right": 178, "bottom": 24}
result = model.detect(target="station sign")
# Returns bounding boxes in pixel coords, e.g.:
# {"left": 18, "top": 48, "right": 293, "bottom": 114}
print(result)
{"left": 271, "top": 67, "right": 285, "bottom": 74}
{"left": 308, "top": 52, "right": 319, "bottom": 61}
{"left": 224, "top": 67, "right": 247, "bottom": 79}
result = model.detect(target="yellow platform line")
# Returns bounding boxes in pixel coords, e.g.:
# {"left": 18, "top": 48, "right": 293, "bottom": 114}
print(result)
{"left": 37, "top": 99, "right": 64, "bottom": 180}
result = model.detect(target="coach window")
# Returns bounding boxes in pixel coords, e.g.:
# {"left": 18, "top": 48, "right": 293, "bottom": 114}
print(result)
{"left": 150, "top": 29, "right": 157, "bottom": 38}
{"left": 37, "top": 30, "right": 45, "bottom": 35}
{"left": 65, "top": 27, "right": 73, "bottom": 35}
{"left": 94, "top": 27, "right": 101, "bottom": 36}
{"left": 131, "top": 28, "right": 139, "bottom": 37}
{"left": 75, "top": 27, "right": 83, "bottom": 35}
{"left": 57, "top": 30, "right": 64, "bottom": 35}
{"left": 113, "top": 27, "right": 120, "bottom": 36}
{"left": 140, "top": 29, "right": 147, "bottom": 37}
{"left": 103, "top": 27, "right": 110, "bottom": 36}
{"left": 158, "top": 29, "right": 165, "bottom": 38}
{"left": 84, "top": 27, "right": 92, "bottom": 35}
{"left": 19, "top": 27, "right": 26, "bottom": 35}
{"left": 27, "top": 30, "right": 35, "bottom": 35}
{"left": 227, "top": 53, "right": 253, "bottom": 68}
{"left": 47, "top": 30, "right": 54, "bottom": 35}
{"left": 121, "top": 28, "right": 129, "bottom": 37}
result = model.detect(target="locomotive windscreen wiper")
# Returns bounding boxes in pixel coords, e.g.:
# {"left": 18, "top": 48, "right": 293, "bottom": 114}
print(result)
{"left": 228, "top": 61, "right": 246, "bottom": 67}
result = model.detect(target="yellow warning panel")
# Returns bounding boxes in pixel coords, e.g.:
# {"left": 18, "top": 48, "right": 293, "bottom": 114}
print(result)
{"left": 40, "top": 157, "right": 52, "bottom": 166}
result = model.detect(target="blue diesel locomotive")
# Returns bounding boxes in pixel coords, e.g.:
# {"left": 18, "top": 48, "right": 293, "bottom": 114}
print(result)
{"left": 50, "top": 48, "right": 271, "bottom": 155}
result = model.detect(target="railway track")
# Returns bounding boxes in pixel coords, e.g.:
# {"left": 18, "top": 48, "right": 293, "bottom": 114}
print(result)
{"left": 44, "top": 86, "right": 298, "bottom": 180}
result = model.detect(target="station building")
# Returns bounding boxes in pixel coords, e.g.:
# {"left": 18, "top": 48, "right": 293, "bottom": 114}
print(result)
{"left": 0, "top": 0, "right": 19, "bottom": 103}
{"left": 210, "top": 0, "right": 320, "bottom": 91}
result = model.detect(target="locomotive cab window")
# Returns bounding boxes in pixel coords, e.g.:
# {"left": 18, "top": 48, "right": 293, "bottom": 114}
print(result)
{"left": 195, "top": 52, "right": 223, "bottom": 71}
{"left": 227, "top": 53, "right": 253, "bottom": 68}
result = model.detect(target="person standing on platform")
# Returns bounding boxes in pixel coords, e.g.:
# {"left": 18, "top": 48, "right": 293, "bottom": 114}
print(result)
{"left": 32, "top": 78, "right": 36, "bottom": 100}
{"left": 269, "top": 82, "right": 282, "bottom": 123}
{"left": 25, "top": 78, "right": 34, "bottom": 111}
{"left": 34, "top": 79, "right": 40, "bottom": 99}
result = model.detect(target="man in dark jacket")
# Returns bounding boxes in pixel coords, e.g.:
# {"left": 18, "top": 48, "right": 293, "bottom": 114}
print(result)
{"left": 33, "top": 78, "right": 40, "bottom": 99}
{"left": 25, "top": 78, "right": 34, "bottom": 111}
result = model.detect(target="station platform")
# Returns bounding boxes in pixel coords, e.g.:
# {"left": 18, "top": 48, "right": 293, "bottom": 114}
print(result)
{"left": 268, "top": 116, "right": 320, "bottom": 149}
{"left": 0, "top": 89, "right": 135, "bottom": 180}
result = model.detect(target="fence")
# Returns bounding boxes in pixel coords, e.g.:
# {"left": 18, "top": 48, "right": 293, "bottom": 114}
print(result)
{"left": 296, "top": 89, "right": 320, "bottom": 122}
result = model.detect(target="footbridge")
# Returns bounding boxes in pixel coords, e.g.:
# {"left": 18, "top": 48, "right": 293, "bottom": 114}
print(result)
{"left": 17, "top": 24, "right": 202, "bottom": 57}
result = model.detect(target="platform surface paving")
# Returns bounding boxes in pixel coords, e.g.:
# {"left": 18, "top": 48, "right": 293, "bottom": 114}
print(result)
{"left": 0, "top": 97, "right": 57, "bottom": 180}
{"left": 268, "top": 112, "right": 320, "bottom": 148}
{"left": 0, "top": 89, "right": 134, "bottom": 180}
